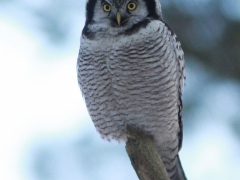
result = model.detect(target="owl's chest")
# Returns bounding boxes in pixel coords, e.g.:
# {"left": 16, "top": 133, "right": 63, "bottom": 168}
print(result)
{"left": 79, "top": 24, "right": 179, "bottom": 122}
{"left": 80, "top": 21, "right": 177, "bottom": 95}
{"left": 91, "top": 32, "right": 163, "bottom": 75}
{"left": 89, "top": 37, "right": 173, "bottom": 97}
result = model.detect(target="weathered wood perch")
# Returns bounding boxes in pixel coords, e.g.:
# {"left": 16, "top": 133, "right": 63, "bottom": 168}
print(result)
{"left": 125, "top": 125, "right": 170, "bottom": 180}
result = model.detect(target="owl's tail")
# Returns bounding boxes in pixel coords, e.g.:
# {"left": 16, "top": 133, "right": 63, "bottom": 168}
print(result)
{"left": 173, "top": 155, "right": 187, "bottom": 180}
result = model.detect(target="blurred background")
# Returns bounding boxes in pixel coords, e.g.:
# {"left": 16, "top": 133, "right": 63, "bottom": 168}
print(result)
{"left": 0, "top": 0, "right": 240, "bottom": 179}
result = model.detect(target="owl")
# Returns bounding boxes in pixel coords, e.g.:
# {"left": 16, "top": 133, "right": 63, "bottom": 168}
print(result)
{"left": 77, "top": 0, "right": 186, "bottom": 179}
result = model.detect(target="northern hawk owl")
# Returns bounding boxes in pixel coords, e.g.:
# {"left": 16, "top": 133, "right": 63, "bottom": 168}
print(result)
{"left": 77, "top": 0, "right": 186, "bottom": 179}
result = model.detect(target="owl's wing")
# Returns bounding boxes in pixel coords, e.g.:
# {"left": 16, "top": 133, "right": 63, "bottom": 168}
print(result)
{"left": 164, "top": 23, "right": 185, "bottom": 151}
{"left": 172, "top": 32, "right": 185, "bottom": 151}
{"left": 77, "top": 44, "right": 87, "bottom": 100}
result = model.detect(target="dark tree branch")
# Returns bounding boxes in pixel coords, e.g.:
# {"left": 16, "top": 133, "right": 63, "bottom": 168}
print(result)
{"left": 125, "top": 125, "right": 170, "bottom": 180}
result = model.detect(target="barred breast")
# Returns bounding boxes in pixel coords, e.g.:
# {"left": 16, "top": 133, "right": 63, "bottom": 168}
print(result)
{"left": 78, "top": 20, "right": 182, "bottom": 179}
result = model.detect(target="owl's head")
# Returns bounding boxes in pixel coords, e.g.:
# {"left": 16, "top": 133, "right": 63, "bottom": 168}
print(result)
{"left": 83, "top": 0, "right": 163, "bottom": 37}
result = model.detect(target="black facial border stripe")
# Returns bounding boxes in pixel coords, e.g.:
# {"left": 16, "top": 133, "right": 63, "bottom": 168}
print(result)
{"left": 86, "top": 0, "right": 97, "bottom": 25}
{"left": 142, "top": 0, "right": 161, "bottom": 20}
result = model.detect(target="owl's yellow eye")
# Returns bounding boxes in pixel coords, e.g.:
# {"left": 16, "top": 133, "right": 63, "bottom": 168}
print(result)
{"left": 103, "top": 4, "right": 111, "bottom": 12}
{"left": 127, "top": 2, "right": 137, "bottom": 11}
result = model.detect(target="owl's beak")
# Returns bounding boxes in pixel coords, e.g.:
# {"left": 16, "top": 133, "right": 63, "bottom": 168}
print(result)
{"left": 116, "top": 12, "right": 121, "bottom": 26}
